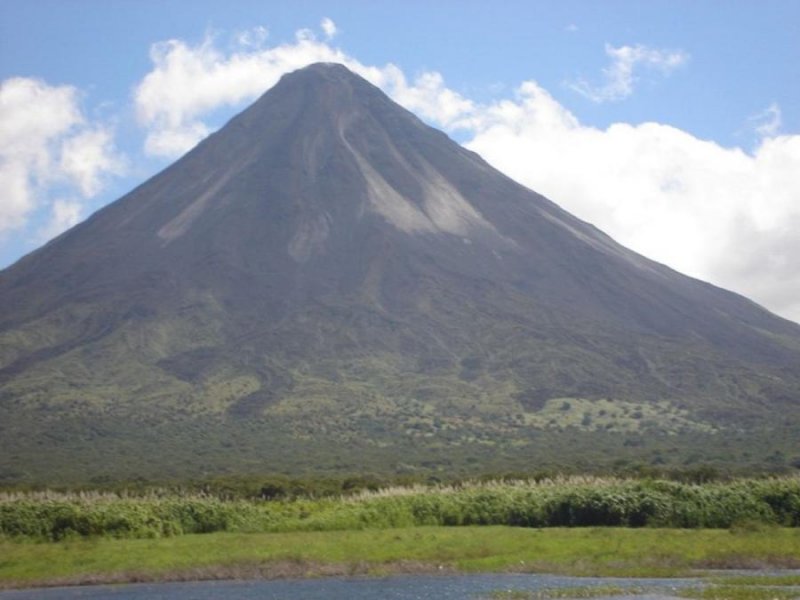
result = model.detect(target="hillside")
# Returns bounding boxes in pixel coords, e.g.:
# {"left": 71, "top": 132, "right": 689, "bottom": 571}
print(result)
{"left": 1, "top": 63, "right": 799, "bottom": 483}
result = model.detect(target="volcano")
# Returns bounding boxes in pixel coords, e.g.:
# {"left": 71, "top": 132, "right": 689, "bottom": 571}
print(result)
{"left": 1, "top": 63, "right": 799, "bottom": 482}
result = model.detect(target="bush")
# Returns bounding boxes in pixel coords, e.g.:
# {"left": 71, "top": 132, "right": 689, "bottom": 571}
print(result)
{"left": 1, "top": 476, "right": 798, "bottom": 540}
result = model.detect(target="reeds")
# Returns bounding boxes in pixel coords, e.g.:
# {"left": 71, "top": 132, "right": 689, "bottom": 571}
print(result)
{"left": 1, "top": 476, "right": 797, "bottom": 541}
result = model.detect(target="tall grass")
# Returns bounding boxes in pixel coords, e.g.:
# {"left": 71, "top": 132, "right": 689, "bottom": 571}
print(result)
{"left": 1, "top": 477, "right": 797, "bottom": 541}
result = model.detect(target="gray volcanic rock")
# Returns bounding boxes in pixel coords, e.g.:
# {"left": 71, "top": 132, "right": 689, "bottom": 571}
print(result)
{"left": 1, "top": 63, "right": 798, "bottom": 481}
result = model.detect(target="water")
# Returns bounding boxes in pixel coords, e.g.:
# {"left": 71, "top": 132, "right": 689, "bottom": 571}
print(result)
{"left": 0, "top": 574, "right": 698, "bottom": 599}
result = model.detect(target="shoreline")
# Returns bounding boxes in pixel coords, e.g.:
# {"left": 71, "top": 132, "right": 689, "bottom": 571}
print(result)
{"left": 0, "top": 559, "right": 460, "bottom": 591}
{"left": 4, "top": 565, "right": 800, "bottom": 594}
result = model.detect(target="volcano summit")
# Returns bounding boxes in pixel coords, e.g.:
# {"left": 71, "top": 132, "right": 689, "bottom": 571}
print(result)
{"left": 1, "top": 63, "right": 798, "bottom": 481}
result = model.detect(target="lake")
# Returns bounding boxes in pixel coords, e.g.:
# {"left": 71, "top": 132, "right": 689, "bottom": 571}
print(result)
{"left": 0, "top": 573, "right": 699, "bottom": 599}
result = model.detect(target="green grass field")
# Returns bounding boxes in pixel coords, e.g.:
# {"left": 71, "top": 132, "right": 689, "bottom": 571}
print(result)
{"left": 2, "top": 526, "right": 799, "bottom": 590}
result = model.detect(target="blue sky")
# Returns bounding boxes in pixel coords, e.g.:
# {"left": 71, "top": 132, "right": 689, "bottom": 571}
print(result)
{"left": 1, "top": 1, "right": 799, "bottom": 321}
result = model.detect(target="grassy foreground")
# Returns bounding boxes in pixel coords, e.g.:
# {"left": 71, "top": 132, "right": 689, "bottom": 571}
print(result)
{"left": 1, "top": 526, "right": 800, "bottom": 589}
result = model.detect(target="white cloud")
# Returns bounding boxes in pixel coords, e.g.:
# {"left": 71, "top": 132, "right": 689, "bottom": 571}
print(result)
{"left": 0, "top": 77, "right": 123, "bottom": 237}
{"left": 379, "top": 67, "right": 476, "bottom": 128}
{"left": 235, "top": 25, "right": 268, "bottom": 48}
{"left": 295, "top": 28, "right": 316, "bottom": 43}
{"left": 464, "top": 82, "right": 800, "bottom": 322}
{"left": 0, "top": 78, "right": 81, "bottom": 231}
{"left": 569, "top": 43, "right": 689, "bottom": 102}
{"left": 144, "top": 122, "right": 210, "bottom": 158}
{"left": 60, "top": 128, "right": 123, "bottom": 197}
{"left": 749, "top": 102, "right": 782, "bottom": 138}
{"left": 321, "top": 17, "right": 337, "bottom": 40}
{"left": 37, "top": 199, "right": 83, "bottom": 242}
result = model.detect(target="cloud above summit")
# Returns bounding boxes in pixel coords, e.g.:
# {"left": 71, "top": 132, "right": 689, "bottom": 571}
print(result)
{"left": 133, "top": 31, "right": 350, "bottom": 157}
{"left": 320, "top": 17, "right": 338, "bottom": 40}
{"left": 133, "top": 25, "right": 477, "bottom": 158}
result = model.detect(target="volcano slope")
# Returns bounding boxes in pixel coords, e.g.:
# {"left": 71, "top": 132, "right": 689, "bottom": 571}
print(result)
{"left": 1, "top": 63, "right": 799, "bottom": 482}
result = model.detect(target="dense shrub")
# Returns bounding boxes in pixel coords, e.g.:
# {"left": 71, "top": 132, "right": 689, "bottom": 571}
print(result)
{"left": 1, "top": 477, "right": 797, "bottom": 540}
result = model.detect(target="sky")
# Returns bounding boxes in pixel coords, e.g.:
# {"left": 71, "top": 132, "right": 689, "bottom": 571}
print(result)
{"left": 1, "top": 1, "right": 799, "bottom": 323}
